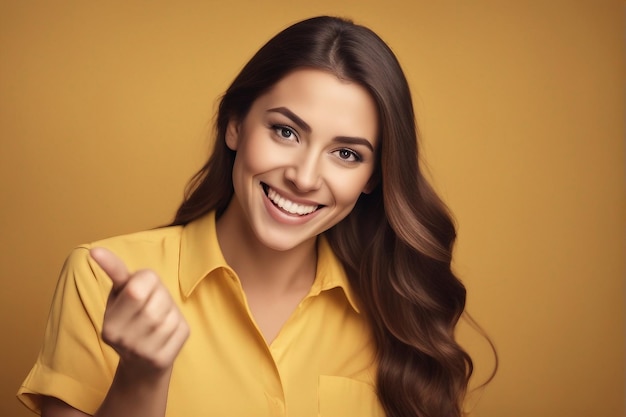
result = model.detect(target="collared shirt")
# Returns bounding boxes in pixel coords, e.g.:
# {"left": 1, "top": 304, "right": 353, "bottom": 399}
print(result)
{"left": 18, "top": 212, "right": 384, "bottom": 416}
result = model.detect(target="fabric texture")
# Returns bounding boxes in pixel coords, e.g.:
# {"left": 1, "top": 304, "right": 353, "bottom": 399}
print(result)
{"left": 18, "top": 212, "right": 384, "bottom": 416}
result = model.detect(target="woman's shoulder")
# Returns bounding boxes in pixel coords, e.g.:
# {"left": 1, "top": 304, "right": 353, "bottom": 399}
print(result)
{"left": 89, "top": 224, "right": 184, "bottom": 251}
{"left": 64, "top": 224, "right": 187, "bottom": 278}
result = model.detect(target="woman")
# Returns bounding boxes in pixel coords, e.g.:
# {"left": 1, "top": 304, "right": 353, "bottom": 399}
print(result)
{"left": 19, "top": 16, "right": 475, "bottom": 417}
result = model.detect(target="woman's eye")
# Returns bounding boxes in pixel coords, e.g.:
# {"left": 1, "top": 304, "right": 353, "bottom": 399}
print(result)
{"left": 272, "top": 125, "right": 297, "bottom": 141}
{"left": 334, "top": 149, "right": 361, "bottom": 162}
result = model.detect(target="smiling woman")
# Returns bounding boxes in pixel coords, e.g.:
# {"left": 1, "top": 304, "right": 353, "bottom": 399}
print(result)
{"left": 222, "top": 69, "right": 379, "bottom": 252}
{"left": 17, "top": 16, "right": 486, "bottom": 417}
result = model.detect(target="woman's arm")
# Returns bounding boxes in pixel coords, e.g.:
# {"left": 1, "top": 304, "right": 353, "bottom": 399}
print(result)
{"left": 42, "top": 397, "right": 90, "bottom": 417}
{"left": 40, "top": 248, "right": 189, "bottom": 417}
{"left": 41, "top": 364, "right": 173, "bottom": 417}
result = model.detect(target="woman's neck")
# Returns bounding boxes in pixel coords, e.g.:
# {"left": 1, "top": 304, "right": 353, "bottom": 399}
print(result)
{"left": 215, "top": 202, "right": 317, "bottom": 295}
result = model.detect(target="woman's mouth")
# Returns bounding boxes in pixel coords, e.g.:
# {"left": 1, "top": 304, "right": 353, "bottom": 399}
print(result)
{"left": 262, "top": 183, "right": 321, "bottom": 216}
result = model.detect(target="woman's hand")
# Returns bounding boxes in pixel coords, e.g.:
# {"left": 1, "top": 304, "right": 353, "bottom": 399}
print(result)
{"left": 41, "top": 248, "right": 190, "bottom": 417}
{"left": 90, "top": 247, "right": 190, "bottom": 378}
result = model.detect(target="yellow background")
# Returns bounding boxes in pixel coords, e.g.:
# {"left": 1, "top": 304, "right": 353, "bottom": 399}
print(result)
{"left": 1, "top": 1, "right": 623, "bottom": 416}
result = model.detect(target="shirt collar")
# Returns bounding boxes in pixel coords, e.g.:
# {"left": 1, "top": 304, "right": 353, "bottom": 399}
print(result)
{"left": 179, "top": 211, "right": 231, "bottom": 297}
{"left": 311, "top": 236, "right": 361, "bottom": 313}
{"left": 178, "top": 211, "right": 361, "bottom": 313}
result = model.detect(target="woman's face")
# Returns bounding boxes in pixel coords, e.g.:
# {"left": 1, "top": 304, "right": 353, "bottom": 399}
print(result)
{"left": 225, "top": 68, "right": 379, "bottom": 252}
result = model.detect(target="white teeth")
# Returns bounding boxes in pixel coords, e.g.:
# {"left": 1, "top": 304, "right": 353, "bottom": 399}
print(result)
{"left": 267, "top": 187, "right": 318, "bottom": 215}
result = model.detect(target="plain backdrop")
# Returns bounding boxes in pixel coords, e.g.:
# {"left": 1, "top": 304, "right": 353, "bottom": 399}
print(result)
{"left": 1, "top": 1, "right": 624, "bottom": 416}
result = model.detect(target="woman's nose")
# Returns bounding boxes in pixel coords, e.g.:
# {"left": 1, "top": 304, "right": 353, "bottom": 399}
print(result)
{"left": 284, "top": 153, "right": 323, "bottom": 191}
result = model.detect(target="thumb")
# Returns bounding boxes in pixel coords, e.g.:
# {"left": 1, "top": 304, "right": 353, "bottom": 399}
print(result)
{"left": 90, "top": 247, "right": 131, "bottom": 292}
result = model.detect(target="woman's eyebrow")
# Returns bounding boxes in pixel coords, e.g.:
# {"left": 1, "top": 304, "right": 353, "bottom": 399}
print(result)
{"left": 333, "top": 136, "right": 374, "bottom": 152}
{"left": 268, "top": 106, "right": 375, "bottom": 152}
{"left": 267, "top": 107, "right": 311, "bottom": 133}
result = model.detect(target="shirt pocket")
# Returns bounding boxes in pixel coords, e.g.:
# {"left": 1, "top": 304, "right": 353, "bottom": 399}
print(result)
{"left": 318, "top": 375, "right": 386, "bottom": 417}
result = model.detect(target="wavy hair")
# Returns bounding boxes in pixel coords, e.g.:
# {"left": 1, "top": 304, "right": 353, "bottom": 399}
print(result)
{"left": 172, "top": 16, "right": 483, "bottom": 417}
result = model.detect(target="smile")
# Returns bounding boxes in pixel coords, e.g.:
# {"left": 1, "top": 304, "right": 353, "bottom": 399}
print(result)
{"left": 262, "top": 183, "right": 320, "bottom": 216}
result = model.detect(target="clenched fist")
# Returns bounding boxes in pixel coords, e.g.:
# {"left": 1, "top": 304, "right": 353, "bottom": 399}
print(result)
{"left": 90, "top": 247, "right": 190, "bottom": 376}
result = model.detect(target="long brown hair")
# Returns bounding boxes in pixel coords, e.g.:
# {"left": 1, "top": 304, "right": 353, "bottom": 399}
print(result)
{"left": 172, "top": 16, "right": 481, "bottom": 417}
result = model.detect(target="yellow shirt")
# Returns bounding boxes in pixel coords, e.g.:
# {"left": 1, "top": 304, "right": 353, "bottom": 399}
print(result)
{"left": 18, "top": 212, "right": 384, "bottom": 417}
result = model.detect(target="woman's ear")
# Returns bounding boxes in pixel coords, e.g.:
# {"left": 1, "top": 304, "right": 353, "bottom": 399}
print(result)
{"left": 225, "top": 119, "right": 240, "bottom": 151}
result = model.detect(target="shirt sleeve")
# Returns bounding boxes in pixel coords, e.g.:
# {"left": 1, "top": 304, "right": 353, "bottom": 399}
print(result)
{"left": 17, "top": 245, "right": 119, "bottom": 415}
